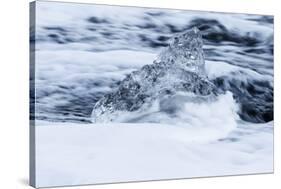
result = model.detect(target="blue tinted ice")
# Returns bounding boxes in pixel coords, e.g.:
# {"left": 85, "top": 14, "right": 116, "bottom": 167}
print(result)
{"left": 91, "top": 27, "right": 217, "bottom": 123}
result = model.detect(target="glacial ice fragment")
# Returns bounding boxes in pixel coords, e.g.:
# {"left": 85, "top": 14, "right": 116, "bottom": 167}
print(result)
{"left": 91, "top": 27, "right": 217, "bottom": 123}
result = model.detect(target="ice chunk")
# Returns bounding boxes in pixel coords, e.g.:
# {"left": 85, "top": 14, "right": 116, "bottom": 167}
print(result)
{"left": 91, "top": 27, "right": 217, "bottom": 123}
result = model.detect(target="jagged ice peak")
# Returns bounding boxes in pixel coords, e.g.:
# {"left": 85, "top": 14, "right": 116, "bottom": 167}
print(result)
{"left": 157, "top": 27, "right": 205, "bottom": 76}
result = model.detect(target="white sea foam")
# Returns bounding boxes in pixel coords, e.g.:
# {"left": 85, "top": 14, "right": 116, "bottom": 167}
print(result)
{"left": 34, "top": 1, "right": 273, "bottom": 56}
{"left": 35, "top": 120, "right": 273, "bottom": 187}
{"left": 205, "top": 60, "right": 273, "bottom": 82}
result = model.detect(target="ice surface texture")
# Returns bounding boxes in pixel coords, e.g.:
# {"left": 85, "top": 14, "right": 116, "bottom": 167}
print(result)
{"left": 91, "top": 28, "right": 218, "bottom": 123}
{"left": 158, "top": 27, "right": 205, "bottom": 76}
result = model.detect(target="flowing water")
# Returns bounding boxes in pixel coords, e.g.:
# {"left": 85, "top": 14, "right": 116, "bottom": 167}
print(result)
{"left": 31, "top": 2, "right": 273, "bottom": 124}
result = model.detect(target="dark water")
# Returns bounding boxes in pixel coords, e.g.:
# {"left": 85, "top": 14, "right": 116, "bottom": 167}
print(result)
{"left": 31, "top": 4, "right": 273, "bottom": 124}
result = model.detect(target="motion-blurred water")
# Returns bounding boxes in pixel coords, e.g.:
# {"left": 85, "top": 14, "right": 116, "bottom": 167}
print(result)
{"left": 31, "top": 2, "right": 273, "bottom": 124}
